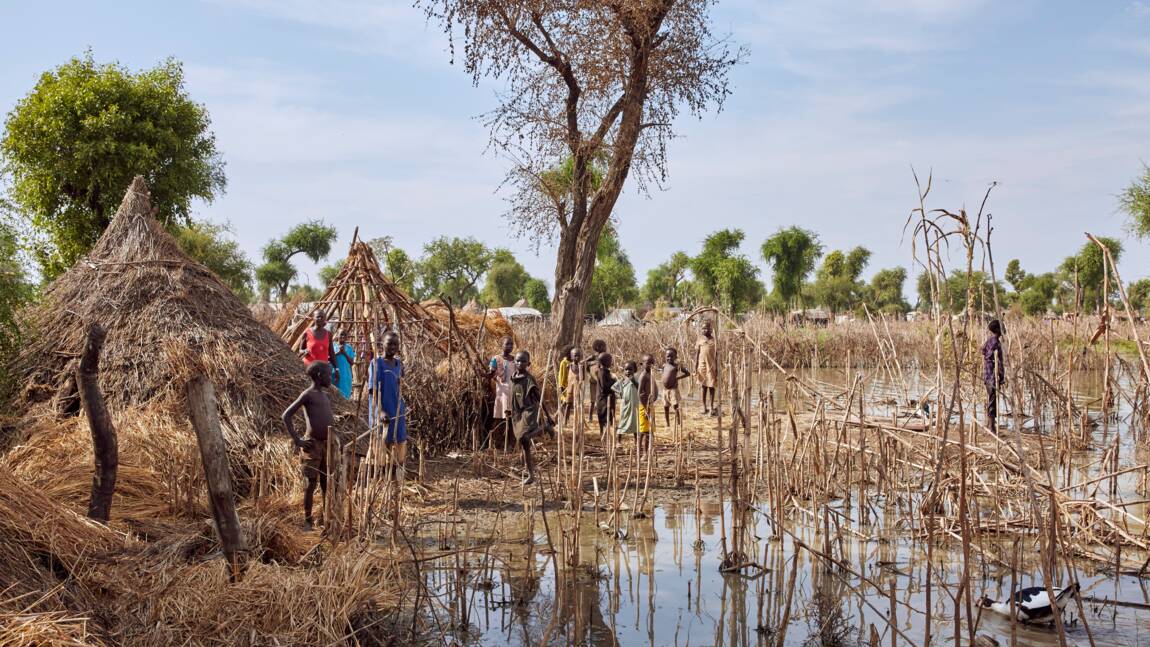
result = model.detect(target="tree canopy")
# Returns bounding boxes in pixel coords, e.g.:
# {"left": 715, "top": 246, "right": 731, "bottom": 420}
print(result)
{"left": 418, "top": 236, "right": 494, "bottom": 304}
{"left": 865, "top": 267, "right": 909, "bottom": 315}
{"left": 0, "top": 220, "right": 34, "bottom": 366}
{"left": 1059, "top": 237, "right": 1123, "bottom": 313}
{"left": 1, "top": 53, "right": 225, "bottom": 277}
{"left": 479, "top": 249, "right": 530, "bottom": 307}
{"left": 811, "top": 247, "right": 870, "bottom": 313}
{"left": 690, "top": 229, "right": 763, "bottom": 314}
{"left": 171, "top": 221, "right": 254, "bottom": 301}
{"left": 255, "top": 220, "right": 338, "bottom": 301}
{"left": 422, "top": 0, "right": 742, "bottom": 355}
{"left": 641, "top": 251, "right": 692, "bottom": 306}
{"left": 761, "top": 227, "right": 821, "bottom": 307}
{"left": 587, "top": 226, "right": 639, "bottom": 317}
{"left": 1121, "top": 164, "right": 1150, "bottom": 240}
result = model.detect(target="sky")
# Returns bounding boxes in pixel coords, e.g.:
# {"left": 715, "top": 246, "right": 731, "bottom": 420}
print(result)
{"left": 2, "top": 0, "right": 1149, "bottom": 299}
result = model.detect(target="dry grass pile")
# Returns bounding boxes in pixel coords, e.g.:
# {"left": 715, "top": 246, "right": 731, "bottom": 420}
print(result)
{"left": 0, "top": 459, "right": 407, "bottom": 646}
{"left": 7, "top": 177, "right": 364, "bottom": 464}
{"left": 423, "top": 299, "right": 516, "bottom": 358}
{"left": 0, "top": 607, "right": 107, "bottom": 647}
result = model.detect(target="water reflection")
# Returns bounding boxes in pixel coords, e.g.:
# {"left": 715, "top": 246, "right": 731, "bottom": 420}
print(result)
{"left": 422, "top": 367, "right": 1150, "bottom": 646}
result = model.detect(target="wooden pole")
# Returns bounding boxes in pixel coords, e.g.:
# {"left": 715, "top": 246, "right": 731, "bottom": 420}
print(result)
{"left": 77, "top": 323, "right": 117, "bottom": 523}
{"left": 186, "top": 375, "right": 246, "bottom": 580}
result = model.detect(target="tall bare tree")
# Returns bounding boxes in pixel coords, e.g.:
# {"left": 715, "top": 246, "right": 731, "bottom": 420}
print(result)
{"left": 420, "top": 0, "right": 741, "bottom": 353}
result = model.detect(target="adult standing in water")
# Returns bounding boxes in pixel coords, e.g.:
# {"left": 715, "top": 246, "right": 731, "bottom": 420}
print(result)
{"left": 982, "top": 319, "right": 1005, "bottom": 428}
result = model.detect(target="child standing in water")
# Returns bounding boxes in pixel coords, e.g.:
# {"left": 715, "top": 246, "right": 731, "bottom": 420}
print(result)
{"left": 282, "top": 360, "right": 335, "bottom": 529}
{"left": 367, "top": 332, "right": 408, "bottom": 478}
{"left": 695, "top": 320, "right": 718, "bottom": 416}
{"left": 661, "top": 347, "right": 690, "bottom": 427}
{"left": 982, "top": 319, "right": 1005, "bottom": 428}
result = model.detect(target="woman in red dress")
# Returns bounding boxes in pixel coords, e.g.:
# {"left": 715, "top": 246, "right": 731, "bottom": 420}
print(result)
{"left": 299, "top": 309, "right": 338, "bottom": 383}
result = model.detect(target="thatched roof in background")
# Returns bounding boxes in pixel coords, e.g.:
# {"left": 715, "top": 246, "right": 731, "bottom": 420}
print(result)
{"left": 8, "top": 177, "right": 358, "bottom": 454}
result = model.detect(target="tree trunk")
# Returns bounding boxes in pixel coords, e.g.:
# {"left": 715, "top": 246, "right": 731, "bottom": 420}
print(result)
{"left": 186, "top": 375, "right": 246, "bottom": 581}
{"left": 77, "top": 323, "right": 117, "bottom": 523}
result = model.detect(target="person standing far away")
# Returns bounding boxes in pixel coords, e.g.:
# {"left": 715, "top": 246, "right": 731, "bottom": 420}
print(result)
{"left": 695, "top": 320, "right": 718, "bottom": 416}
{"left": 332, "top": 329, "right": 356, "bottom": 399}
{"left": 282, "top": 360, "right": 335, "bottom": 530}
{"left": 510, "top": 350, "right": 553, "bottom": 485}
{"left": 637, "top": 355, "right": 657, "bottom": 454}
{"left": 585, "top": 339, "right": 607, "bottom": 419}
{"left": 299, "top": 308, "right": 339, "bottom": 385}
{"left": 661, "top": 346, "right": 690, "bottom": 427}
{"left": 488, "top": 336, "right": 515, "bottom": 447}
{"left": 367, "top": 331, "right": 408, "bottom": 480}
{"left": 613, "top": 360, "right": 641, "bottom": 443}
{"left": 596, "top": 352, "right": 617, "bottom": 437}
{"left": 559, "top": 346, "right": 583, "bottom": 427}
{"left": 982, "top": 319, "right": 1005, "bottom": 429}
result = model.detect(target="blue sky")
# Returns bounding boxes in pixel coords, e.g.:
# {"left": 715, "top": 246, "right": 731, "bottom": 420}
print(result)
{"left": 3, "top": 0, "right": 1149, "bottom": 297}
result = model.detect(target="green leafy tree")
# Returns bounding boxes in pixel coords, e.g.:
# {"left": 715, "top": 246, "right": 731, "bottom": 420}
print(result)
{"left": 523, "top": 278, "right": 551, "bottom": 313}
{"left": 811, "top": 247, "right": 870, "bottom": 313}
{"left": 690, "top": 229, "right": 763, "bottom": 313}
{"left": 1, "top": 53, "right": 225, "bottom": 278}
{"left": 1059, "top": 237, "right": 1124, "bottom": 313}
{"left": 1121, "top": 164, "right": 1150, "bottom": 240}
{"left": 865, "top": 267, "right": 909, "bottom": 315}
{"left": 418, "top": 236, "right": 493, "bottom": 304}
{"left": 1128, "top": 279, "right": 1150, "bottom": 314}
{"left": 170, "top": 221, "right": 254, "bottom": 301}
{"left": 587, "top": 227, "right": 639, "bottom": 317}
{"left": 255, "top": 220, "right": 338, "bottom": 301}
{"left": 319, "top": 259, "right": 345, "bottom": 288}
{"left": 915, "top": 271, "right": 934, "bottom": 312}
{"left": 641, "top": 251, "right": 691, "bottom": 306}
{"left": 0, "top": 220, "right": 35, "bottom": 366}
{"left": 384, "top": 247, "right": 417, "bottom": 296}
{"left": 761, "top": 227, "right": 822, "bottom": 307}
{"left": 1004, "top": 259, "right": 1028, "bottom": 293}
{"left": 481, "top": 249, "right": 531, "bottom": 307}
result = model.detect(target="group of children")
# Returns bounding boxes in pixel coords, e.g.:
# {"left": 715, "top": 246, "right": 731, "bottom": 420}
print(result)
{"left": 284, "top": 309, "right": 409, "bottom": 529}
{"left": 282, "top": 309, "right": 726, "bottom": 525}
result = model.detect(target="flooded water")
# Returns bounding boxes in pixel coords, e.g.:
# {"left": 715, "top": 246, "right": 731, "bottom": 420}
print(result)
{"left": 421, "top": 366, "right": 1150, "bottom": 646}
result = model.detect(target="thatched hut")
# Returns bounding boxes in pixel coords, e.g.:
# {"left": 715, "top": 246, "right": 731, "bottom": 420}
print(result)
{"left": 5, "top": 177, "right": 361, "bottom": 498}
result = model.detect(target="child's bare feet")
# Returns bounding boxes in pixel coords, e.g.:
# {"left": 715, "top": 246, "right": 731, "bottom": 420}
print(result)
{"left": 521, "top": 474, "right": 536, "bottom": 486}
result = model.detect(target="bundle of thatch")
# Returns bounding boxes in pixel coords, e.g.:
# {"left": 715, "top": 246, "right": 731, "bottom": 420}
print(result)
{"left": 422, "top": 299, "right": 516, "bottom": 359}
{"left": 6, "top": 177, "right": 361, "bottom": 493}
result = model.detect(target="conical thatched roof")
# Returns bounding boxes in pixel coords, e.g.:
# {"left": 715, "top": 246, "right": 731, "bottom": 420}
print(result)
{"left": 282, "top": 238, "right": 480, "bottom": 373}
{"left": 10, "top": 177, "right": 341, "bottom": 452}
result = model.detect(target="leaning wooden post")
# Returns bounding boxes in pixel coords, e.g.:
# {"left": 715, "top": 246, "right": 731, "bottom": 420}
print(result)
{"left": 186, "top": 375, "right": 246, "bottom": 580}
{"left": 77, "top": 323, "right": 117, "bottom": 523}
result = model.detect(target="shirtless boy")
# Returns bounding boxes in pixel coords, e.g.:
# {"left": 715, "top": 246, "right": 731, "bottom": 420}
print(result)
{"left": 283, "top": 361, "right": 335, "bottom": 529}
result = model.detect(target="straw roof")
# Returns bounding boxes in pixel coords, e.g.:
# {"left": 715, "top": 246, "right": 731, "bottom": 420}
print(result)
{"left": 7, "top": 177, "right": 357, "bottom": 457}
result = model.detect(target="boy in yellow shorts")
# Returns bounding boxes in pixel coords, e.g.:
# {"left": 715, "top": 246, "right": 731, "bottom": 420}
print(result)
{"left": 637, "top": 354, "right": 658, "bottom": 454}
